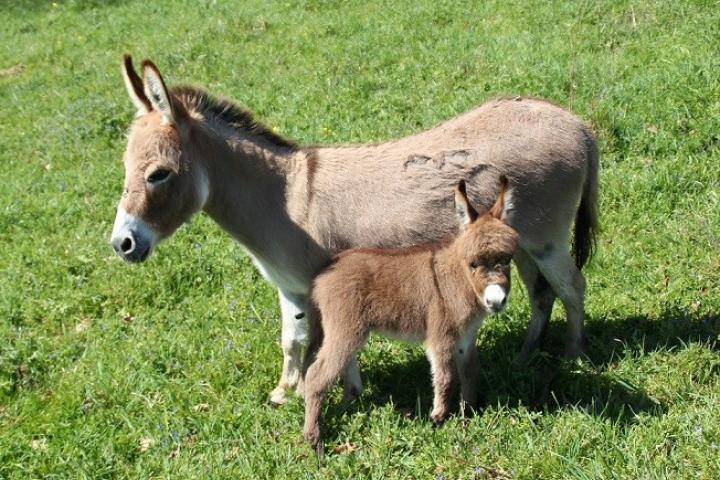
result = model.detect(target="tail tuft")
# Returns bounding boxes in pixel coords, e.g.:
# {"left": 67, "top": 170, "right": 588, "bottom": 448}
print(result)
{"left": 572, "top": 129, "right": 600, "bottom": 270}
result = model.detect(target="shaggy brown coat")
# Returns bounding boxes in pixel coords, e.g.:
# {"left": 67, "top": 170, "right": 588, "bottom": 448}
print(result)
{"left": 302, "top": 179, "right": 519, "bottom": 452}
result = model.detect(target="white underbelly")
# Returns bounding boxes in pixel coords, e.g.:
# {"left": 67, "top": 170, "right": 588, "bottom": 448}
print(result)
{"left": 246, "top": 250, "right": 308, "bottom": 296}
{"left": 376, "top": 328, "right": 426, "bottom": 344}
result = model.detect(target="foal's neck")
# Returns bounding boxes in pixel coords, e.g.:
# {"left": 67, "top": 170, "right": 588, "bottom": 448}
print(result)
{"left": 431, "top": 244, "right": 478, "bottom": 321}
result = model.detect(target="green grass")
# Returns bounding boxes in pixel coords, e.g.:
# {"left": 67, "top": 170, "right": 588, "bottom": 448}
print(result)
{"left": 1, "top": 0, "right": 719, "bottom": 478}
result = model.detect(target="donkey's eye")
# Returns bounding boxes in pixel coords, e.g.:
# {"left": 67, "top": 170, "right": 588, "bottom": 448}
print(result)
{"left": 146, "top": 169, "right": 172, "bottom": 184}
{"left": 469, "top": 261, "right": 480, "bottom": 271}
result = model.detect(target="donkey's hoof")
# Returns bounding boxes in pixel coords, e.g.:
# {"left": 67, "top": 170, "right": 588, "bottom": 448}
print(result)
{"left": 269, "top": 387, "right": 289, "bottom": 405}
{"left": 516, "top": 342, "right": 543, "bottom": 365}
{"left": 564, "top": 337, "right": 588, "bottom": 360}
{"left": 461, "top": 401, "right": 480, "bottom": 418}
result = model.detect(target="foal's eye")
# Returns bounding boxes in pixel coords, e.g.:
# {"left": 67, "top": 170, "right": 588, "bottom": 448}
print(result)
{"left": 469, "top": 261, "right": 480, "bottom": 271}
{"left": 495, "top": 256, "right": 512, "bottom": 269}
{"left": 146, "top": 169, "right": 172, "bottom": 184}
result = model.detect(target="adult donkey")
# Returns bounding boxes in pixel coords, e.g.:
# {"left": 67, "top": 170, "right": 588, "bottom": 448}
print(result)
{"left": 111, "top": 55, "right": 598, "bottom": 405}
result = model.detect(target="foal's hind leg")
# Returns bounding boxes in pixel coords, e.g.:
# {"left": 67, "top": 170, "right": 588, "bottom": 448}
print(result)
{"left": 340, "top": 356, "right": 363, "bottom": 410}
{"left": 299, "top": 304, "right": 324, "bottom": 398}
{"left": 530, "top": 247, "right": 587, "bottom": 358}
{"left": 514, "top": 249, "right": 557, "bottom": 362}
{"left": 304, "top": 330, "right": 365, "bottom": 452}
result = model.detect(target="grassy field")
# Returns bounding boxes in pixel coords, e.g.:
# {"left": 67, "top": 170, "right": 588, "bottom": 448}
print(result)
{"left": 1, "top": 0, "right": 719, "bottom": 478}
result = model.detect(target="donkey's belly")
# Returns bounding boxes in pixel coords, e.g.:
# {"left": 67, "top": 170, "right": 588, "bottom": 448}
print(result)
{"left": 246, "top": 250, "right": 309, "bottom": 297}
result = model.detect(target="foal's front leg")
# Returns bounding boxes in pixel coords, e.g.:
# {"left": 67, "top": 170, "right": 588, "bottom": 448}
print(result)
{"left": 270, "top": 291, "right": 307, "bottom": 405}
{"left": 427, "top": 340, "right": 457, "bottom": 425}
{"left": 454, "top": 320, "right": 482, "bottom": 415}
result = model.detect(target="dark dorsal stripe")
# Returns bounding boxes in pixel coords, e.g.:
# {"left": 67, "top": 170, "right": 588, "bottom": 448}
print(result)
{"left": 171, "top": 85, "right": 297, "bottom": 150}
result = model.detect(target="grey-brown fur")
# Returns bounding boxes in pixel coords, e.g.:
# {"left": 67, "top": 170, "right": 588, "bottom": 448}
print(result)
{"left": 112, "top": 56, "right": 599, "bottom": 404}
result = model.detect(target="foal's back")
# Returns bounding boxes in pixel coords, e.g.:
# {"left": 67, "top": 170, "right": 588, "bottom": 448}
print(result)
{"left": 312, "top": 246, "right": 441, "bottom": 339}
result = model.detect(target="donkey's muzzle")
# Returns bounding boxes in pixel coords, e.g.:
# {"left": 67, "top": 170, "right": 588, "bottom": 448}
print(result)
{"left": 111, "top": 233, "right": 151, "bottom": 263}
{"left": 111, "top": 207, "right": 156, "bottom": 263}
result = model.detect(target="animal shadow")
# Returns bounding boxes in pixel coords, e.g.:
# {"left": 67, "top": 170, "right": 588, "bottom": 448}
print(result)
{"left": 320, "top": 310, "right": 719, "bottom": 442}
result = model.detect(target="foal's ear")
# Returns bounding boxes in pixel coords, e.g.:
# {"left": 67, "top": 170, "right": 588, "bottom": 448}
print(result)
{"left": 140, "top": 59, "right": 185, "bottom": 125}
{"left": 488, "top": 175, "right": 509, "bottom": 220}
{"left": 122, "top": 54, "right": 151, "bottom": 115}
{"left": 454, "top": 180, "right": 479, "bottom": 227}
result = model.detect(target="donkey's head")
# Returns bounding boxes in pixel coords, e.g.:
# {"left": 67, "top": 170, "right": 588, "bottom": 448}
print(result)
{"left": 453, "top": 176, "right": 519, "bottom": 313}
{"left": 111, "top": 55, "right": 208, "bottom": 262}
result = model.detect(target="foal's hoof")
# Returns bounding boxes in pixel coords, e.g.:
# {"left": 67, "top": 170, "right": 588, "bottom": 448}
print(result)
{"left": 339, "top": 389, "right": 361, "bottom": 412}
{"left": 430, "top": 411, "right": 449, "bottom": 427}
{"left": 314, "top": 441, "right": 325, "bottom": 459}
{"left": 304, "top": 429, "right": 324, "bottom": 458}
{"left": 269, "top": 387, "right": 289, "bottom": 406}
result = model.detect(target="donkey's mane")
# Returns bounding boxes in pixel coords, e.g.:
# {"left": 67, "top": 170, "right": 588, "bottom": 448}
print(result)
{"left": 171, "top": 85, "right": 298, "bottom": 150}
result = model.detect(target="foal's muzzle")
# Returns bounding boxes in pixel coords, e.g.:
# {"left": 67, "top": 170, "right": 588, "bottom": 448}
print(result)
{"left": 483, "top": 284, "right": 508, "bottom": 313}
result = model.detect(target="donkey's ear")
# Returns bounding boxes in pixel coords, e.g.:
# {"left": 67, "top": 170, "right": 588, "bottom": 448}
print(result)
{"left": 141, "top": 59, "right": 184, "bottom": 125}
{"left": 488, "top": 175, "right": 510, "bottom": 220}
{"left": 122, "top": 54, "right": 151, "bottom": 115}
{"left": 454, "top": 180, "right": 479, "bottom": 227}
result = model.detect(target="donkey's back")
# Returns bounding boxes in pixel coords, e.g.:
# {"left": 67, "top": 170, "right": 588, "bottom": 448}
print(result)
{"left": 306, "top": 96, "right": 596, "bottom": 253}
{"left": 303, "top": 96, "right": 598, "bottom": 359}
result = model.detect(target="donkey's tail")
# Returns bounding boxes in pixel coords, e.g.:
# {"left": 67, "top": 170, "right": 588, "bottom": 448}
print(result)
{"left": 572, "top": 129, "right": 600, "bottom": 270}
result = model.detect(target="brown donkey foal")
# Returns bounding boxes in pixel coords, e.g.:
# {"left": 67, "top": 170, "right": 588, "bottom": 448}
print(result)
{"left": 303, "top": 177, "right": 519, "bottom": 452}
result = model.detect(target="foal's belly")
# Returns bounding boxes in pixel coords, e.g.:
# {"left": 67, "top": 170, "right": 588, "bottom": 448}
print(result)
{"left": 376, "top": 327, "right": 426, "bottom": 344}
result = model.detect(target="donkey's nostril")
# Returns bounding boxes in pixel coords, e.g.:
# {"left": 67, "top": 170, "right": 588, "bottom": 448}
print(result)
{"left": 120, "top": 237, "right": 134, "bottom": 254}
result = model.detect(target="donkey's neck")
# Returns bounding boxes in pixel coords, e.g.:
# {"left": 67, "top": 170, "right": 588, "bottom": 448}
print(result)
{"left": 196, "top": 124, "right": 327, "bottom": 294}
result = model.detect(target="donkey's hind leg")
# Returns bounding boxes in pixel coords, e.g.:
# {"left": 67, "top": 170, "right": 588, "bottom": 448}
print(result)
{"left": 514, "top": 249, "right": 557, "bottom": 362}
{"left": 529, "top": 246, "right": 587, "bottom": 358}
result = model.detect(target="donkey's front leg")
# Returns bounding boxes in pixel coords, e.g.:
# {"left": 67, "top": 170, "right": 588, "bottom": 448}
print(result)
{"left": 270, "top": 291, "right": 307, "bottom": 405}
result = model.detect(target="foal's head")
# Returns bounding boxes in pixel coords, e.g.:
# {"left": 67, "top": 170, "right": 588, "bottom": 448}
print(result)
{"left": 453, "top": 177, "right": 519, "bottom": 313}
{"left": 110, "top": 55, "right": 208, "bottom": 262}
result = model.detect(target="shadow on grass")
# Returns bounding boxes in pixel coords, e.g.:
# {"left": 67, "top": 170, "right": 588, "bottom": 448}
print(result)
{"left": 320, "top": 310, "right": 719, "bottom": 441}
